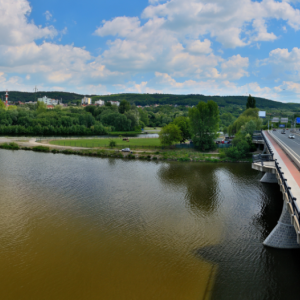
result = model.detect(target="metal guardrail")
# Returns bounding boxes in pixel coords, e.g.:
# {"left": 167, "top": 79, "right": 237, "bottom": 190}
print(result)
{"left": 252, "top": 154, "right": 273, "bottom": 165}
{"left": 252, "top": 135, "right": 263, "bottom": 141}
{"left": 261, "top": 130, "right": 300, "bottom": 228}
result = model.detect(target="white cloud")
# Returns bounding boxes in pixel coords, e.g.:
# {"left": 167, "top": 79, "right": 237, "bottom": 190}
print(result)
{"left": 0, "top": 0, "right": 57, "bottom": 46}
{"left": 186, "top": 39, "right": 212, "bottom": 55}
{"left": 44, "top": 11, "right": 52, "bottom": 21}
{"left": 142, "top": 0, "right": 300, "bottom": 48}
{"left": 264, "top": 47, "right": 300, "bottom": 80}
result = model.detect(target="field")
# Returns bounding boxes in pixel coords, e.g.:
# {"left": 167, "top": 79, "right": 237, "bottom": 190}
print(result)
{"left": 49, "top": 137, "right": 161, "bottom": 149}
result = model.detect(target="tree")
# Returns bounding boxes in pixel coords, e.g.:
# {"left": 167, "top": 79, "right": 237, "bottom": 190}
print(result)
{"left": 0, "top": 100, "right": 5, "bottom": 109}
{"left": 159, "top": 124, "right": 182, "bottom": 146}
{"left": 118, "top": 100, "right": 131, "bottom": 114}
{"left": 246, "top": 94, "right": 256, "bottom": 109}
{"left": 189, "top": 100, "right": 219, "bottom": 151}
{"left": 172, "top": 116, "right": 191, "bottom": 143}
{"left": 36, "top": 100, "right": 47, "bottom": 113}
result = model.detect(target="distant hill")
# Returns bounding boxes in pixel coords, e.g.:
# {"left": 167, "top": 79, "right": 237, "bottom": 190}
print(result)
{"left": 97, "top": 93, "right": 299, "bottom": 110}
{"left": 0, "top": 91, "right": 89, "bottom": 103}
{"left": 1, "top": 91, "right": 298, "bottom": 111}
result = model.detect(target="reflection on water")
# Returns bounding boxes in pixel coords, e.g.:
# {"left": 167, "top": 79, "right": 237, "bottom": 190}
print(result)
{"left": 0, "top": 150, "right": 299, "bottom": 300}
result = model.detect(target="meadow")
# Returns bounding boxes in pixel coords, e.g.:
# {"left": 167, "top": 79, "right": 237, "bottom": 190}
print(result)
{"left": 49, "top": 137, "right": 161, "bottom": 149}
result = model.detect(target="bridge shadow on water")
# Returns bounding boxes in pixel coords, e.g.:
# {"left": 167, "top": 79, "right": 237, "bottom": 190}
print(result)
{"left": 196, "top": 173, "right": 300, "bottom": 300}
{"left": 158, "top": 162, "right": 300, "bottom": 300}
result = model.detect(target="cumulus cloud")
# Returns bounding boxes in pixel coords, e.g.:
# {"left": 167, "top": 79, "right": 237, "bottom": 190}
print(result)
{"left": 142, "top": 0, "right": 300, "bottom": 48}
{"left": 262, "top": 47, "right": 300, "bottom": 81}
{"left": 95, "top": 15, "right": 248, "bottom": 81}
{"left": 44, "top": 11, "right": 52, "bottom": 21}
{"left": 0, "top": 0, "right": 57, "bottom": 46}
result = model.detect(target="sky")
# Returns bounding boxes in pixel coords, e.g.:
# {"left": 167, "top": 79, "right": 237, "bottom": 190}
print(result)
{"left": 1, "top": 0, "right": 300, "bottom": 102}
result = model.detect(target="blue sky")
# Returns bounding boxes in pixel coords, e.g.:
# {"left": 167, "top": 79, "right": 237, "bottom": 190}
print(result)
{"left": 1, "top": 0, "right": 300, "bottom": 102}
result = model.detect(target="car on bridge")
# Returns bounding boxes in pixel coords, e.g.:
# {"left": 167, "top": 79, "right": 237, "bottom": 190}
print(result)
{"left": 288, "top": 134, "right": 295, "bottom": 139}
{"left": 281, "top": 130, "right": 286, "bottom": 134}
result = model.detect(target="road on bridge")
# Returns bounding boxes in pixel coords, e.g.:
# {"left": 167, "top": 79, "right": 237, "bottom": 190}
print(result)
{"left": 270, "top": 129, "right": 300, "bottom": 161}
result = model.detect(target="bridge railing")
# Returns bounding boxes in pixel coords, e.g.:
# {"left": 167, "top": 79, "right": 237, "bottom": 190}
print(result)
{"left": 261, "top": 130, "right": 300, "bottom": 227}
{"left": 252, "top": 154, "right": 274, "bottom": 165}
{"left": 252, "top": 135, "right": 263, "bottom": 141}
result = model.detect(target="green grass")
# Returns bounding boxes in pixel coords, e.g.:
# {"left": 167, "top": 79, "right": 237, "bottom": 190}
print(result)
{"left": 110, "top": 131, "right": 141, "bottom": 136}
{"left": 144, "top": 127, "right": 161, "bottom": 131}
{"left": 49, "top": 138, "right": 161, "bottom": 148}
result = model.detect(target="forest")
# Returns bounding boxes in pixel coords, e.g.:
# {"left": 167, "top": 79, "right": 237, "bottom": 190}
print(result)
{"left": 2, "top": 91, "right": 299, "bottom": 112}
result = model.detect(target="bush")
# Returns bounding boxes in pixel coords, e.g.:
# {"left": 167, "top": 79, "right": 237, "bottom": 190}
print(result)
{"left": 22, "top": 147, "right": 31, "bottom": 151}
{"left": 109, "top": 140, "right": 117, "bottom": 148}
{"left": 128, "top": 154, "right": 135, "bottom": 159}
{"left": 147, "top": 155, "right": 151, "bottom": 160}
{"left": 0, "top": 142, "right": 19, "bottom": 150}
{"left": 153, "top": 157, "right": 158, "bottom": 160}
{"left": 139, "top": 156, "right": 146, "bottom": 159}
{"left": 218, "top": 150, "right": 226, "bottom": 159}
{"left": 32, "top": 146, "right": 50, "bottom": 152}
{"left": 178, "top": 157, "right": 190, "bottom": 162}
{"left": 51, "top": 149, "right": 60, "bottom": 154}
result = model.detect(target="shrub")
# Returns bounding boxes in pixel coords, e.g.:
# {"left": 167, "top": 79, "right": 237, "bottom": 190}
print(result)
{"left": 32, "top": 146, "right": 50, "bottom": 152}
{"left": 147, "top": 155, "right": 151, "bottom": 160}
{"left": 139, "top": 156, "right": 146, "bottom": 159}
{"left": 109, "top": 140, "right": 117, "bottom": 148}
{"left": 61, "top": 149, "right": 75, "bottom": 155}
{"left": 0, "top": 142, "right": 19, "bottom": 150}
{"left": 178, "top": 157, "right": 190, "bottom": 162}
{"left": 218, "top": 150, "right": 226, "bottom": 159}
{"left": 153, "top": 157, "right": 158, "bottom": 160}
{"left": 128, "top": 154, "right": 135, "bottom": 159}
{"left": 51, "top": 149, "right": 59, "bottom": 154}
{"left": 22, "top": 147, "right": 31, "bottom": 151}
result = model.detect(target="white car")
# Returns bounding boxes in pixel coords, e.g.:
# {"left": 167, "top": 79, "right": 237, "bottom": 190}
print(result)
{"left": 289, "top": 135, "right": 295, "bottom": 139}
{"left": 121, "top": 148, "right": 131, "bottom": 152}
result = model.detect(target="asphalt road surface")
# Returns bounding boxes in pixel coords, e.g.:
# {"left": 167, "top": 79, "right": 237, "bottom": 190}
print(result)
{"left": 270, "top": 129, "right": 300, "bottom": 160}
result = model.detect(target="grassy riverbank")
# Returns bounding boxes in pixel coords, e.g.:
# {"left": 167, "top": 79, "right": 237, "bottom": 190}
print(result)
{"left": 49, "top": 137, "right": 161, "bottom": 149}
{"left": 0, "top": 142, "right": 252, "bottom": 163}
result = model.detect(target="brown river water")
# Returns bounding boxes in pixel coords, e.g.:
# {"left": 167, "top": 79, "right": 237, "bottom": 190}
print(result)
{"left": 0, "top": 149, "right": 299, "bottom": 300}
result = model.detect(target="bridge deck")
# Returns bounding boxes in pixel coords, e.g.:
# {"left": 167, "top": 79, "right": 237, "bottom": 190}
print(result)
{"left": 264, "top": 131, "right": 300, "bottom": 207}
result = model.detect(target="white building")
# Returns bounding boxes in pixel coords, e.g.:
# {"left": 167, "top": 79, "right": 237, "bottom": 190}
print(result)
{"left": 82, "top": 97, "right": 92, "bottom": 105}
{"left": 108, "top": 101, "right": 120, "bottom": 106}
{"left": 38, "top": 96, "right": 59, "bottom": 106}
{"left": 95, "top": 99, "right": 105, "bottom": 106}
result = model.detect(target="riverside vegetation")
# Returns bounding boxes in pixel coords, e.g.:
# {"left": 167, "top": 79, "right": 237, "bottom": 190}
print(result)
{"left": 0, "top": 95, "right": 270, "bottom": 162}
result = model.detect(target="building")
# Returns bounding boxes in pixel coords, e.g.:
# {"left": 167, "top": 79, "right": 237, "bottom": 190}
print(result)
{"left": 47, "top": 105, "right": 54, "bottom": 109}
{"left": 38, "top": 96, "right": 59, "bottom": 106}
{"left": 95, "top": 99, "right": 105, "bottom": 106}
{"left": 82, "top": 97, "right": 92, "bottom": 105}
{"left": 108, "top": 101, "right": 120, "bottom": 106}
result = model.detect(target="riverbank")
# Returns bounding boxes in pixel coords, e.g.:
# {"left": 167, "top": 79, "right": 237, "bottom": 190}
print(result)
{"left": 0, "top": 140, "right": 252, "bottom": 163}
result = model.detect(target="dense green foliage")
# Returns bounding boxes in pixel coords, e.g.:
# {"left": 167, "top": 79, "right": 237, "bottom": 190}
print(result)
{"left": 225, "top": 108, "right": 262, "bottom": 159}
{"left": 189, "top": 101, "right": 219, "bottom": 151}
{"left": 172, "top": 116, "right": 191, "bottom": 143}
{"left": 246, "top": 94, "right": 256, "bottom": 109}
{"left": 159, "top": 124, "right": 182, "bottom": 146}
{"left": 227, "top": 108, "right": 262, "bottom": 136}
{"left": 0, "top": 142, "right": 19, "bottom": 150}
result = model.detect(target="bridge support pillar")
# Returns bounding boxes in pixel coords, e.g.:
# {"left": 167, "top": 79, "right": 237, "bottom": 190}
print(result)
{"left": 260, "top": 173, "right": 277, "bottom": 183}
{"left": 263, "top": 202, "right": 300, "bottom": 249}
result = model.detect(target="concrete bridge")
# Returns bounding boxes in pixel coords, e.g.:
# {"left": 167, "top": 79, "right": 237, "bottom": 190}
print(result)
{"left": 252, "top": 130, "right": 300, "bottom": 249}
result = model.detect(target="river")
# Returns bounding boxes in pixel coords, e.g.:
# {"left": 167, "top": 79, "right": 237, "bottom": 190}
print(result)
{"left": 0, "top": 149, "right": 299, "bottom": 300}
